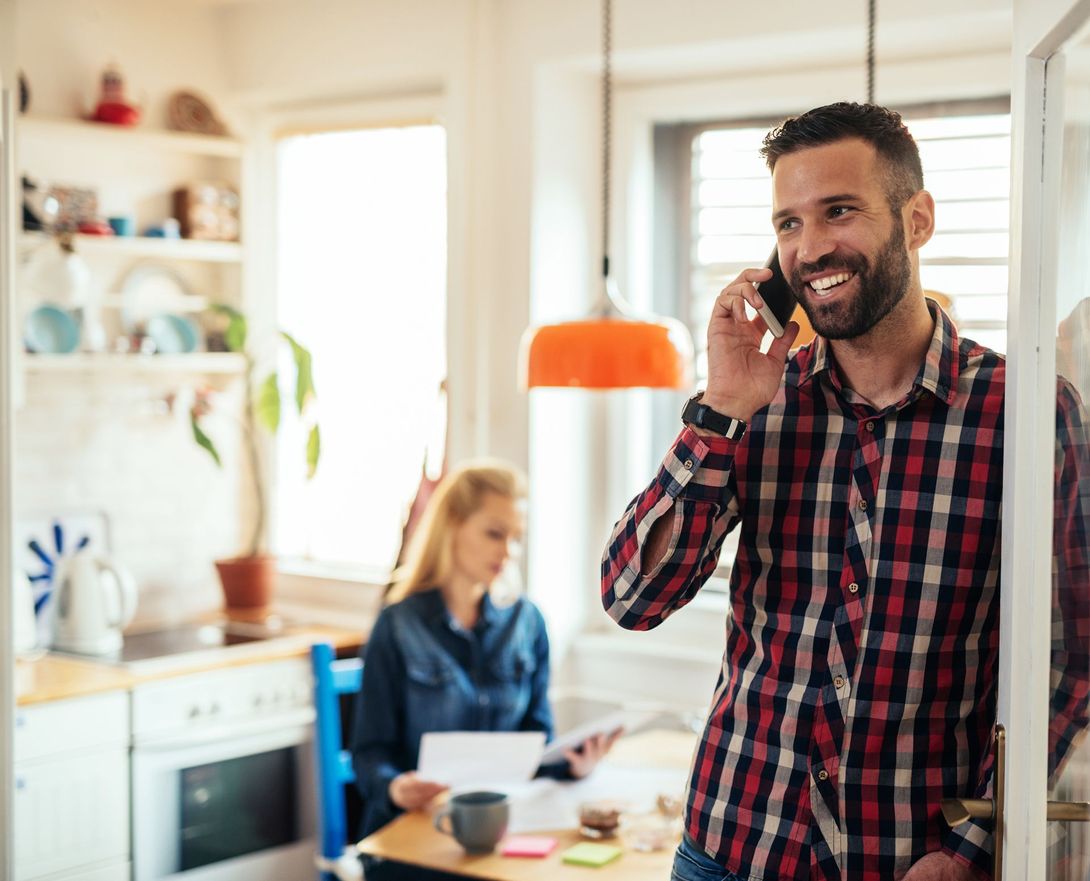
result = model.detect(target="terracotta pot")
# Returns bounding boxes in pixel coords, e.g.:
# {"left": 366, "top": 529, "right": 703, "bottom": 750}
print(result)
{"left": 215, "top": 556, "right": 277, "bottom": 612}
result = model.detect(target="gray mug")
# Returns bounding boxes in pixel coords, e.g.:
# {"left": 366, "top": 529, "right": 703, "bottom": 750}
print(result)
{"left": 433, "top": 790, "right": 509, "bottom": 854}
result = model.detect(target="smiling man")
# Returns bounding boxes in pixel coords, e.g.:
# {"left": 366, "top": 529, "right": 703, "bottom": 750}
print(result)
{"left": 600, "top": 103, "right": 1088, "bottom": 881}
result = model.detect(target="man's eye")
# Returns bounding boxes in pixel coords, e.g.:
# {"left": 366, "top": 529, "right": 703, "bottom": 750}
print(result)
{"left": 829, "top": 206, "right": 853, "bottom": 218}
{"left": 778, "top": 219, "right": 798, "bottom": 232}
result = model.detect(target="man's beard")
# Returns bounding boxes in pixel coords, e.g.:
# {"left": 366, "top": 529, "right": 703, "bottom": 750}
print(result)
{"left": 789, "top": 220, "right": 913, "bottom": 341}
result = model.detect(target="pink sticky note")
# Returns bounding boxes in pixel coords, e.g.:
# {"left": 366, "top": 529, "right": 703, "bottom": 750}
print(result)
{"left": 501, "top": 835, "right": 559, "bottom": 858}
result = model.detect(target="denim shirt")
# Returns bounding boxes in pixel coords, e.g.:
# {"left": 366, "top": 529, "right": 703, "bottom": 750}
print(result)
{"left": 350, "top": 589, "right": 560, "bottom": 838}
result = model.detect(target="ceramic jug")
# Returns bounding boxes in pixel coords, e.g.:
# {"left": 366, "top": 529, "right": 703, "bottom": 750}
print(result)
{"left": 51, "top": 550, "right": 137, "bottom": 656}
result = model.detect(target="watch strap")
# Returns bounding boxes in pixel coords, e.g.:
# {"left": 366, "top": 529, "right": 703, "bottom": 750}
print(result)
{"left": 681, "top": 393, "right": 747, "bottom": 439}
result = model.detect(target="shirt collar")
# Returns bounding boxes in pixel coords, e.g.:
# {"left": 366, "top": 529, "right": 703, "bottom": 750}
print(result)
{"left": 420, "top": 586, "right": 500, "bottom": 631}
{"left": 790, "top": 297, "right": 960, "bottom": 405}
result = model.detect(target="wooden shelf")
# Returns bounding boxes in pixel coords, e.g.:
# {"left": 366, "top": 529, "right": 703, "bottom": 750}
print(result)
{"left": 18, "top": 116, "right": 245, "bottom": 158}
{"left": 22, "top": 353, "right": 246, "bottom": 375}
{"left": 19, "top": 232, "right": 242, "bottom": 264}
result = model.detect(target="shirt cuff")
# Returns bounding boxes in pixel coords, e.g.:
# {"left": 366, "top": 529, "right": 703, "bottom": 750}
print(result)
{"left": 942, "top": 818, "right": 993, "bottom": 881}
{"left": 659, "top": 427, "right": 740, "bottom": 504}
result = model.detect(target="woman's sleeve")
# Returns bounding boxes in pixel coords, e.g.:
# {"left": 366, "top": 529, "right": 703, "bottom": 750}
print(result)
{"left": 350, "top": 609, "right": 406, "bottom": 830}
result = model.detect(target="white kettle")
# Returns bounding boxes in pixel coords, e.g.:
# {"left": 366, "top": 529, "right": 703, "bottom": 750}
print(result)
{"left": 51, "top": 550, "right": 138, "bottom": 656}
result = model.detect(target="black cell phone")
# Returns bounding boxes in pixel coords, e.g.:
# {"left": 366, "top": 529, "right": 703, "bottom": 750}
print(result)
{"left": 754, "top": 247, "right": 797, "bottom": 339}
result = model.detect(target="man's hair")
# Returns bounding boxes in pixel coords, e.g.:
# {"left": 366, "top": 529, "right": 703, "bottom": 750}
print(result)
{"left": 760, "top": 102, "right": 924, "bottom": 210}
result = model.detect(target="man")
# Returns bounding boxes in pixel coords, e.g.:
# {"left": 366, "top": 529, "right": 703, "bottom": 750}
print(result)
{"left": 601, "top": 102, "right": 1089, "bottom": 880}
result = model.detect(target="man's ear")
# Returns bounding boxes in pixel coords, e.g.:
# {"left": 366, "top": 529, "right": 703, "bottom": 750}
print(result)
{"left": 905, "top": 189, "right": 936, "bottom": 250}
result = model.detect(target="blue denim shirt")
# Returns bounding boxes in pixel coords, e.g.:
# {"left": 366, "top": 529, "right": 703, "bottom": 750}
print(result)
{"left": 351, "top": 589, "right": 561, "bottom": 837}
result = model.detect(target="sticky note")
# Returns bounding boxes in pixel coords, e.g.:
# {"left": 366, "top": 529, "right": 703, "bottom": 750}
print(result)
{"left": 501, "top": 835, "right": 558, "bottom": 857}
{"left": 560, "top": 842, "right": 623, "bottom": 867}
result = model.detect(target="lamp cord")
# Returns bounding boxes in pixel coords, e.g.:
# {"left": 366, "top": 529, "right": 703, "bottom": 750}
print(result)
{"left": 601, "top": 0, "right": 612, "bottom": 280}
{"left": 866, "top": 0, "right": 876, "bottom": 103}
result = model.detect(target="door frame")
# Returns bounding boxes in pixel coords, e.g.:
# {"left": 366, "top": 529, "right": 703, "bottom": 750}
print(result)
{"left": 1004, "top": 1, "right": 1090, "bottom": 877}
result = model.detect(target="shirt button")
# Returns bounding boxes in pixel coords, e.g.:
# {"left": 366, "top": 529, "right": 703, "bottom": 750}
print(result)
{"left": 848, "top": 582, "right": 859, "bottom": 594}
{"left": 865, "top": 421, "right": 875, "bottom": 432}
{"left": 683, "top": 459, "right": 694, "bottom": 470}
{"left": 834, "top": 675, "right": 846, "bottom": 689}
{"left": 817, "top": 769, "right": 829, "bottom": 782}
{"left": 858, "top": 499, "right": 868, "bottom": 511}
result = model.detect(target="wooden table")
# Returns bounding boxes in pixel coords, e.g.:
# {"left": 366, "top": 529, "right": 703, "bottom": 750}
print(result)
{"left": 356, "top": 729, "right": 697, "bottom": 880}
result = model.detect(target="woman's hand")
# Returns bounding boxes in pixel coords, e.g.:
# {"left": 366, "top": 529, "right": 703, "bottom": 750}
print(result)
{"left": 564, "top": 728, "right": 624, "bottom": 779}
{"left": 388, "top": 771, "right": 448, "bottom": 811}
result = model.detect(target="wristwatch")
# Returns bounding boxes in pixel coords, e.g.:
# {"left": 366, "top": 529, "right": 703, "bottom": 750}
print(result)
{"left": 681, "top": 392, "right": 747, "bottom": 439}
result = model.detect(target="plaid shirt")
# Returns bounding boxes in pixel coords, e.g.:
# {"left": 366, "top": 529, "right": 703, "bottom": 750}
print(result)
{"left": 602, "top": 302, "right": 1090, "bottom": 880}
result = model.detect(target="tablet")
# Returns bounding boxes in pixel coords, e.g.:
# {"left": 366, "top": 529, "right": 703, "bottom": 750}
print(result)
{"left": 540, "top": 709, "right": 661, "bottom": 766}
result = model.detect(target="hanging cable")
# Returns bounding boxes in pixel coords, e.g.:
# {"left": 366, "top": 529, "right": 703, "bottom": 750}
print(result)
{"left": 866, "top": 0, "right": 876, "bottom": 103}
{"left": 601, "top": 0, "right": 612, "bottom": 280}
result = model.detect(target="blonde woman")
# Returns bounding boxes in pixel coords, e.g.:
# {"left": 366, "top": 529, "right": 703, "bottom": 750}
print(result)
{"left": 350, "top": 461, "right": 616, "bottom": 865}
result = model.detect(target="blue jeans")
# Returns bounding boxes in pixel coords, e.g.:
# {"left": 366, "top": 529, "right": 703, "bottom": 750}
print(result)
{"left": 670, "top": 833, "right": 748, "bottom": 881}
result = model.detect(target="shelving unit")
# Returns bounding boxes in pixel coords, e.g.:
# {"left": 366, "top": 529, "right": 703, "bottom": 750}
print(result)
{"left": 18, "top": 231, "right": 242, "bottom": 264}
{"left": 22, "top": 352, "right": 246, "bottom": 375}
{"left": 18, "top": 116, "right": 245, "bottom": 158}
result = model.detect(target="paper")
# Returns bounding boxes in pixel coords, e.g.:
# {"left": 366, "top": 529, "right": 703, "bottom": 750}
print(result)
{"left": 500, "top": 835, "right": 558, "bottom": 857}
{"left": 417, "top": 731, "right": 545, "bottom": 789}
{"left": 540, "top": 709, "right": 662, "bottom": 766}
{"left": 561, "top": 842, "right": 623, "bottom": 867}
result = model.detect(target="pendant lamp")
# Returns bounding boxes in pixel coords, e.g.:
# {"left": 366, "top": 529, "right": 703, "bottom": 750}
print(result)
{"left": 520, "top": 0, "right": 694, "bottom": 390}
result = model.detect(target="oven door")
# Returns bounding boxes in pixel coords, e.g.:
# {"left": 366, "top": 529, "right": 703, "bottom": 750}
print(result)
{"left": 132, "top": 711, "right": 316, "bottom": 881}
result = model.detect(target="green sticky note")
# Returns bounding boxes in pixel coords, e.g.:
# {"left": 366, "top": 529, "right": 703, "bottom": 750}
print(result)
{"left": 560, "top": 842, "right": 623, "bottom": 867}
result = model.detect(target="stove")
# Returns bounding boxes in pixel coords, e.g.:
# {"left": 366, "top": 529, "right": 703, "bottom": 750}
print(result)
{"left": 56, "top": 618, "right": 312, "bottom": 674}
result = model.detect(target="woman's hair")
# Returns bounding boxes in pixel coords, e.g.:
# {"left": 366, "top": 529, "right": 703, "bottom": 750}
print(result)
{"left": 386, "top": 459, "right": 527, "bottom": 604}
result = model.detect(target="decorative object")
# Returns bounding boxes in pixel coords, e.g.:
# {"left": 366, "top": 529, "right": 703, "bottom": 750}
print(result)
{"left": 107, "top": 215, "right": 134, "bottom": 236}
{"left": 119, "top": 264, "right": 194, "bottom": 333}
{"left": 168, "top": 90, "right": 229, "bottom": 136}
{"left": 519, "top": 0, "right": 693, "bottom": 389}
{"left": 21, "top": 232, "right": 91, "bottom": 310}
{"left": 89, "top": 63, "right": 141, "bottom": 126}
{"left": 190, "top": 306, "right": 320, "bottom": 612}
{"left": 22, "top": 176, "right": 58, "bottom": 231}
{"left": 18, "top": 70, "right": 29, "bottom": 114}
{"left": 47, "top": 185, "right": 98, "bottom": 230}
{"left": 145, "top": 313, "right": 201, "bottom": 354}
{"left": 173, "top": 181, "right": 240, "bottom": 241}
{"left": 24, "top": 304, "right": 80, "bottom": 354}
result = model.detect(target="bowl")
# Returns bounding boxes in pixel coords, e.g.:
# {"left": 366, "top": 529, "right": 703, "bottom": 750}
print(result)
{"left": 145, "top": 313, "right": 200, "bottom": 354}
{"left": 24, "top": 305, "right": 79, "bottom": 354}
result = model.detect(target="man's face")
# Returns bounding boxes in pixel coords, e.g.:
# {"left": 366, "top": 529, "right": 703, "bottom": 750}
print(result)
{"left": 771, "top": 138, "right": 915, "bottom": 340}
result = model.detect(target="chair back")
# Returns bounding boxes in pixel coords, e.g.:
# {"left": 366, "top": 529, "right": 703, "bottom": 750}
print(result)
{"left": 311, "top": 641, "right": 364, "bottom": 880}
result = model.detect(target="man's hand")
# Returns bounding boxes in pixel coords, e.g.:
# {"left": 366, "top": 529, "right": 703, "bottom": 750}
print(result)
{"left": 703, "top": 267, "right": 799, "bottom": 423}
{"left": 902, "top": 851, "right": 978, "bottom": 881}
{"left": 388, "top": 771, "right": 448, "bottom": 811}
{"left": 564, "top": 728, "right": 623, "bottom": 779}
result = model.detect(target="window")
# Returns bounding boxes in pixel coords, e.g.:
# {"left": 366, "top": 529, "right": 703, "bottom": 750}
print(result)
{"left": 274, "top": 123, "right": 447, "bottom": 576}
{"left": 652, "top": 100, "right": 1011, "bottom": 587}
{"left": 677, "top": 99, "right": 1011, "bottom": 385}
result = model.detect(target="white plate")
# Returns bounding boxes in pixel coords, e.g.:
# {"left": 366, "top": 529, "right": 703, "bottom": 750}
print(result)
{"left": 119, "top": 264, "right": 192, "bottom": 333}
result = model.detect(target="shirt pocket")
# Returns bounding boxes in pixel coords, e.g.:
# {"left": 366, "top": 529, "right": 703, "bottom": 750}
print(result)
{"left": 405, "top": 660, "right": 466, "bottom": 738}
{"left": 487, "top": 649, "right": 536, "bottom": 725}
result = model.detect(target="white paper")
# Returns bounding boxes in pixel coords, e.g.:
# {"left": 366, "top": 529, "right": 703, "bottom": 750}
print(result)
{"left": 540, "top": 709, "right": 663, "bottom": 766}
{"left": 417, "top": 731, "right": 545, "bottom": 789}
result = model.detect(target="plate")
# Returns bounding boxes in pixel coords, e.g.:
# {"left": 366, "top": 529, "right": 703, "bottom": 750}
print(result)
{"left": 146, "top": 313, "right": 200, "bottom": 354}
{"left": 24, "top": 304, "right": 79, "bottom": 353}
{"left": 119, "top": 264, "right": 192, "bottom": 333}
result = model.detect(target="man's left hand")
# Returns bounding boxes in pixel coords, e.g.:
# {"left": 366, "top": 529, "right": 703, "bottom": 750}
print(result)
{"left": 564, "top": 729, "right": 623, "bottom": 779}
{"left": 902, "top": 851, "right": 978, "bottom": 881}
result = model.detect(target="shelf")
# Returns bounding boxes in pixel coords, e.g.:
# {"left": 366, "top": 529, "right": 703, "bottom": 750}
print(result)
{"left": 19, "top": 232, "right": 242, "bottom": 264}
{"left": 18, "top": 116, "right": 245, "bottom": 159}
{"left": 22, "top": 353, "right": 246, "bottom": 375}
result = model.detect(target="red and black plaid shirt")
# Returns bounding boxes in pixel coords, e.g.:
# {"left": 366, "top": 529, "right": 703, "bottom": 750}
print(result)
{"left": 602, "top": 302, "right": 1090, "bottom": 880}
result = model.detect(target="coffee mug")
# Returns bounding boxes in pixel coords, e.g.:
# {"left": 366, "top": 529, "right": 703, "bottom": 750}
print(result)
{"left": 433, "top": 790, "right": 509, "bottom": 854}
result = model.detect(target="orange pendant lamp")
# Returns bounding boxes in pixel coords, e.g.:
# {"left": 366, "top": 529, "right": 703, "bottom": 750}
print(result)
{"left": 520, "top": 0, "right": 694, "bottom": 390}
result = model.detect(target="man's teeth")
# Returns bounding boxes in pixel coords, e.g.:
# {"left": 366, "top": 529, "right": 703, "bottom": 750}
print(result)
{"left": 810, "top": 272, "right": 853, "bottom": 293}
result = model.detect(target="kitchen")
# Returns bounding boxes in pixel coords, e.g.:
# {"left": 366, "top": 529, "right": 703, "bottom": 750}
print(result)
{"left": 0, "top": 0, "right": 1043, "bottom": 880}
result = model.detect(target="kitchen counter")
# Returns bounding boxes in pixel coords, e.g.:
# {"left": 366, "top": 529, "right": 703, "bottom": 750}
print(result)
{"left": 15, "top": 620, "right": 364, "bottom": 705}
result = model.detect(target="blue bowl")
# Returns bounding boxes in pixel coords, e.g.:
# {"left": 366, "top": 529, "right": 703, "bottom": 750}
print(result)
{"left": 146, "top": 313, "right": 200, "bottom": 354}
{"left": 24, "top": 305, "right": 80, "bottom": 354}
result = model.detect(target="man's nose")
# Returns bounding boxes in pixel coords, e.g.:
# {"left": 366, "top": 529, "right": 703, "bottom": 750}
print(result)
{"left": 797, "top": 226, "right": 835, "bottom": 265}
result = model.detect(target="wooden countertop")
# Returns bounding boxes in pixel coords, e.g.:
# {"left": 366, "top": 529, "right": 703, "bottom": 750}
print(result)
{"left": 15, "top": 620, "right": 364, "bottom": 706}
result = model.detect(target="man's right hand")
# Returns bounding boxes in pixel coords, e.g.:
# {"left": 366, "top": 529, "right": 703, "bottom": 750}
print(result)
{"left": 388, "top": 771, "right": 448, "bottom": 811}
{"left": 703, "top": 267, "right": 800, "bottom": 423}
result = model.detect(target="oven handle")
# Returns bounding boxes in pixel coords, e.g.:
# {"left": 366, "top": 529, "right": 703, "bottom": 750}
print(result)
{"left": 132, "top": 707, "right": 316, "bottom": 752}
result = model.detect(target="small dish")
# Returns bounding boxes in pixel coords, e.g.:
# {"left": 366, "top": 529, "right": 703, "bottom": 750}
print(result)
{"left": 24, "top": 304, "right": 79, "bottom": 354}
{"left": 145, "top": 313, "right": 200, "bottom": 354}
{"left": 119, "top": 264, "right": 192, "bottom": 333}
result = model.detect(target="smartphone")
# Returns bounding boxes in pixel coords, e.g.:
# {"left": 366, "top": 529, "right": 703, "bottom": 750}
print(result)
{"left": 754, "top": 247, "right": 797, "bottom": 339}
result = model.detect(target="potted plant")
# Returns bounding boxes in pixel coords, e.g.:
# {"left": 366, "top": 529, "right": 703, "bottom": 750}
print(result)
{"left": 190, "top": 304, "right": 319, "bottom": 612}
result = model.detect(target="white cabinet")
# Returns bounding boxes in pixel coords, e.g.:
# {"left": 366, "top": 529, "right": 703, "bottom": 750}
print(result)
{"left": 14, "top": 691, "right": 131, "bottom": 881}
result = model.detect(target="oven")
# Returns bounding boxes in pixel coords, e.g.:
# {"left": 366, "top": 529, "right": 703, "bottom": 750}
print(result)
{"left": 130, "top": 656, "right": 317, "bottom": 881}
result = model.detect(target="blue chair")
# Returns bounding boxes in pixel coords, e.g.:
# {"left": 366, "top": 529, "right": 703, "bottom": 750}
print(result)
{"left": 311, "top": 642, "right": 364, "bottom": 880}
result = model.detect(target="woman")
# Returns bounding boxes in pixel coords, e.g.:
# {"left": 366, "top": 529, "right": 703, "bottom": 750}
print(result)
{"left": 351, "top": 460, "right": 616, "bottom": 864}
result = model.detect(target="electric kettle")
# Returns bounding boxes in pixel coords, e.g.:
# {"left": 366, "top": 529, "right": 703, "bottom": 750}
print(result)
{"left": 51, "top": 550, "right": 138, "bottom": 656}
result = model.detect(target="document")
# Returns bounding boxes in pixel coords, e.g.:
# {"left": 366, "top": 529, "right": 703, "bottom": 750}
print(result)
{"left": 539, "top": 709, "right": 663, "bottom": 766}
{"left": 417, "top": 731, "right": 546, "bottom": 789}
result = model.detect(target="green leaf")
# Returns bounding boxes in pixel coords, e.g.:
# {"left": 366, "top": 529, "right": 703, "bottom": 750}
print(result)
{"left": 190, "top": 413, "right": 221, "bottom": 467}
{"left": 306, "top": 425, "right": 320, "bottom": 479}
{"left": 281, "top": 331, "right": 316, "bottom": 413}
{"left": 210, "top": 303, "right": 247, "bottom": 353}
{"left": 256, "top": 372, "right": 281, "bottom": 432}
